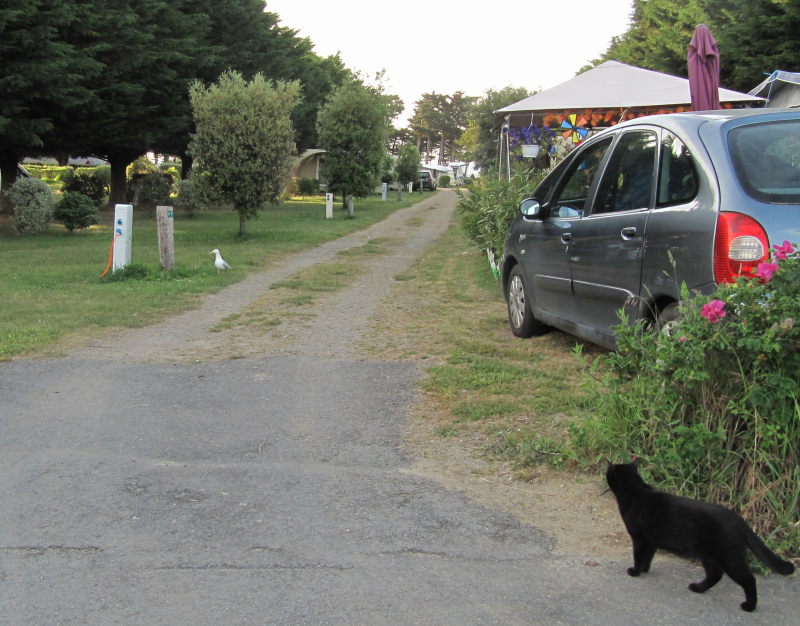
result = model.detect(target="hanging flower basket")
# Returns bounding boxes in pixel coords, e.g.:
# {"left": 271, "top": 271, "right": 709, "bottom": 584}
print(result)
{"left": 521, "top": 144, "right": 540, "bottom": 158}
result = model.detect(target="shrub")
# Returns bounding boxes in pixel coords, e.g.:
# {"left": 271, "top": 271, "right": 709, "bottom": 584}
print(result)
{"left": 297, "top": 177, "right": 319, "bottom": 196}
{"left": 54, "top": 192, "right": 99, "bottom": 231}
{"left": 438, "top": 174, "right": 451, "bottom": 188}
{"left": 62, "top": 169, "right": 107, "bottom": 205}
{"left": 570, "top": 244, "right": 800, "bottom": 556}
{"left": 395, "top": 144, "right": 421, "bottom": 186}
{"left": 129, "top": 171, "right": 174, "bottom": 207}
{"left": 10, "top": 177, "right": 54, "bottom": 234}
{"left": 24, "top": 165, "right": 72, "bottom": 191}
{"left": 127, "top": 156, "right": 157, "bottom": 178}
{"left": 175, "top": 177, "right": 210, "bottom": 216}
{"left": 282, "top": 176, "right": 299, "bottom": 202}
{"left": 158, "top": 163, "right": 181, "bottom": 180}
{"left": 457, "top": 164, "right": 547, "bottom": 256}
{"left": 92, "top": 165, "right": 111, "bottom": 191}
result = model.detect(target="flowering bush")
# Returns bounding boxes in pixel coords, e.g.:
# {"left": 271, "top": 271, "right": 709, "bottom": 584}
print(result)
{"left": 571, "top": 242, "right": 800, "bottom": 556}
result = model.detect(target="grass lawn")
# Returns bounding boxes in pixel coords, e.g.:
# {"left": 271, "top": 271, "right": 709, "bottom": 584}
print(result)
{"left": 0, "top": 192, "right": 428, "bottom": 360}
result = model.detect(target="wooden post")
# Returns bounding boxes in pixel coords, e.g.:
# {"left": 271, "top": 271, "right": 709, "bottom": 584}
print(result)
{"left": 346, "top": 195, "right": 354, "bottom": 218}
{"left": 325, "top": 193, "right": 333, "bottom": 219}
{"left": 156, "top": 205, "right": 175, "bottom": 270}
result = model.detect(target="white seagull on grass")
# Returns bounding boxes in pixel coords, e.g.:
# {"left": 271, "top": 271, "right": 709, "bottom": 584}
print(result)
{"left": 210, "top": 248, "right": 231, "bottom": 273}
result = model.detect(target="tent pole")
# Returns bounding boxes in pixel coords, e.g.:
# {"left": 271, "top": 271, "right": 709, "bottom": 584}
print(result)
{"left": 505, "top": 115, "right": 511, "bottom": 182}
{"left": 497, "top": 124, "right": 504, "bottom": 180}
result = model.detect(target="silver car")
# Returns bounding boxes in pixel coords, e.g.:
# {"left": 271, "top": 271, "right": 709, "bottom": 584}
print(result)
{"left": 501, "top": 108, "right": 800, "bottom": 349}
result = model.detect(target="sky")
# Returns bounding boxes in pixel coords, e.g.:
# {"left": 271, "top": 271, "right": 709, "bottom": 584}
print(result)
{"left": 266, "top": 0, "right": 634, "bottom": 123}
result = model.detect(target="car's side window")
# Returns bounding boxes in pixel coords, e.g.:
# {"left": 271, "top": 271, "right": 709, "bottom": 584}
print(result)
{"left": 547, "top": 137, "right": 613, "bottom": 217}
{"left": 657, "top": 131, "right": 698, "bottom": 206}
{"left": 592, "top": 130, "right": 657, "bottom": 214}
{"left": 530, "top": 156, "right": 569, "bottom": 205}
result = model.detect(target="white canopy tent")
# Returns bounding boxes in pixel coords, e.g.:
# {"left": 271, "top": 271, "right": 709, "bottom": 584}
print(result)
{"left": 493, "top": 61, "right": 765, "bottom": 178}
{"left": 496, "top": 61, "right": 764, "bottom": 128}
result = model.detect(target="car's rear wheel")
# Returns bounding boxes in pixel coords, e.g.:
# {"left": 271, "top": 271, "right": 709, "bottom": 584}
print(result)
{"left": 507, "top": 266, "right": 549, "bottom": 338}
{"left": 654, "top": 301, "right": 682, "bottom": 336}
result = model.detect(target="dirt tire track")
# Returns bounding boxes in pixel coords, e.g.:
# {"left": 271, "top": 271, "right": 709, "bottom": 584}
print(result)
{"left": 71, "top": 191, "right": 455, "bottom": 363}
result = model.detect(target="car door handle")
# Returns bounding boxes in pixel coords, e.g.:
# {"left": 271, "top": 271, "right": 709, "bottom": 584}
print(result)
{"left": 561, "top": 233, "right": 572, "bottom": 244}
{"left": 620, "top": 226, "right": 638, "bottom": 239}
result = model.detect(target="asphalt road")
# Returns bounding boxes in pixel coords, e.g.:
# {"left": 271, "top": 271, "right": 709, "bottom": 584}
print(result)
{"left": 1, "top": 196, "right": 797, "bottom": 624}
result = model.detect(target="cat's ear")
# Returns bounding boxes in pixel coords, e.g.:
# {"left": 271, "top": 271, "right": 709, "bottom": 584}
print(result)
{"left": 630, "top": 454, "right": 640, "bottom": 468}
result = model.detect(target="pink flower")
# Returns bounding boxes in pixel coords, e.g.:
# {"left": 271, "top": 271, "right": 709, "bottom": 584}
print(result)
{"left": 755, "top": 261, "right": 779, "bottom": 282}
{"left": 701, "top": 299, "right": 727, "bottom": 324}
{"left": 679, "top": 336, "right": 687, "bottom": 343}
{"left": 773, "top": 241, "right": 795, "bottom": 261}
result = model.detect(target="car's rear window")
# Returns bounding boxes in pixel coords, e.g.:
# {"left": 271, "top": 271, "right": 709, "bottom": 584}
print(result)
{"left": 729, "top": 120, "right": 800, "bottom": 203}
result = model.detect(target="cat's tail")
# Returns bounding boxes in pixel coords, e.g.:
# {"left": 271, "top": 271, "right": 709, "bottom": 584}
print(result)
{"left": 744, "top": 527, "right": 795, "bottom": 575}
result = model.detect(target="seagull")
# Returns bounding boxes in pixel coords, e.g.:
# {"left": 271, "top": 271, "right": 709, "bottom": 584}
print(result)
{"left": 210, "top": 248, "right": 231, "bottom": 273}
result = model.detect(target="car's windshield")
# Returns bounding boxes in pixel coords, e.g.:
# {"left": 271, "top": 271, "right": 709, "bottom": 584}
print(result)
{"left": 729, "top": 120, "right": 800, "bottom": 203}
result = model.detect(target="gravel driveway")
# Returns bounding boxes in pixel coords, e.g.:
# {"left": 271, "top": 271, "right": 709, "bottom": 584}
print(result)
{"left": 70, "top": 191, "right": 456, "bottom": 363}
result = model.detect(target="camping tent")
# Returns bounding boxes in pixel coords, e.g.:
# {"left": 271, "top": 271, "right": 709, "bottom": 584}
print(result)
{"left": 496, "top": 60, "right": 764, "bottom": 130}
{"left": 748, "top": 70, "right": 800, "bottom": 108}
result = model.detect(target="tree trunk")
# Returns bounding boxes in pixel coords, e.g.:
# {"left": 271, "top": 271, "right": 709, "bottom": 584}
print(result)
{"left": 108, "top": 156, "right": 133, "bottom": 207}
{"left": 0, "top": 150, "right": 21, "bottom": 192}
{"left": 179, "top": 152, "right": 192, "bottom": 179}
{"left": 239, "top": 211, "right": 246, "bottom": 237}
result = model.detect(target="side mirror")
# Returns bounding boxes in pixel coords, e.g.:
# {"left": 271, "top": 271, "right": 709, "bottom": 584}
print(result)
{"left": 520, "top": 198, "right": 542, "bottom": 218}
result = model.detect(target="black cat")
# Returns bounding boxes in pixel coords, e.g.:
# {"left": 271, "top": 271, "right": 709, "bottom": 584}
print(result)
{"left": 605, "top": 458, "right": 795, "bottom": 612}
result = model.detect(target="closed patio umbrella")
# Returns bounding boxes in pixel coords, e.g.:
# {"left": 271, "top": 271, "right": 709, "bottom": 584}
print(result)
{"left": 688, "top": 24, "right": 721, "bottom": 111}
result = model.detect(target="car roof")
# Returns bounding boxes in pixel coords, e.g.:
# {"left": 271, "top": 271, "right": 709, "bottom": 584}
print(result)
{"left": 602, "top": 107, "right": 800, "bottom": 135}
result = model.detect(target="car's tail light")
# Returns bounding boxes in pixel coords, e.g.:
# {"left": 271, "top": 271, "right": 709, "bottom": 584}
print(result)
{"left": 714, "top": 212, "right": 769, "bottom": 283}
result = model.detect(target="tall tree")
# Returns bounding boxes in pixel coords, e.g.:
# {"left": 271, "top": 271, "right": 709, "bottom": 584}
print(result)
{"left": 1, "top": 0, "right": 352, "bottom": 200}
{"left": 437, "top": 91, "right": 476, "bottom": 163}
{"left": 316, "top": 80, "right": 392, "bottom": 203}
{"left": 395, "top": 143, "right": 421, "bottom": 188}
{"left": 408, "top": 93, "right": 442, "bottom": 161}
{"left": 587, "top": 0, "right": 800, "bottom": 94}
{"left": 189, "top": 71, "right": 300, "bottom": 236}
{"left": 708, "top": 0, "right": 800, "bottom": 92}
{"left": 465, "top": 86, "right": 532, "bottom": 172}
{"left": 408, "top": 92, "right": 476, "bottom": 163}
{"left": 291, "top": 52, "right": 352, "bottom": 150}
{"left": 176, "top": 1, "right": 336, "bottom": 155}
{"left": 588, "top": 0, "right": 706, "bottom": 78}
{"left": 0, "top": 0, "right": 100, "bottom": 190}
{"left": 53, "top": 0, "right": 207, "bottom": 204}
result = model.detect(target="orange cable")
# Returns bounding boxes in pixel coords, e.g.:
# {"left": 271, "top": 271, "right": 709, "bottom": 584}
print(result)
{"left": 100, "top": 233, "right": 120, "bottom": 277}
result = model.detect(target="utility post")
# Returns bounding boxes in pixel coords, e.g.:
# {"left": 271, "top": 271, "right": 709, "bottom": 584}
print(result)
{"left": 156, "top": 205, "right": 175, "bottom": 270}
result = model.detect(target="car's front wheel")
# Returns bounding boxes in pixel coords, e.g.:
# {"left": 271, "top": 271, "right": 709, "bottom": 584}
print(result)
{"left": 506, "top": 266, "right": 549, "bottom": 338}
